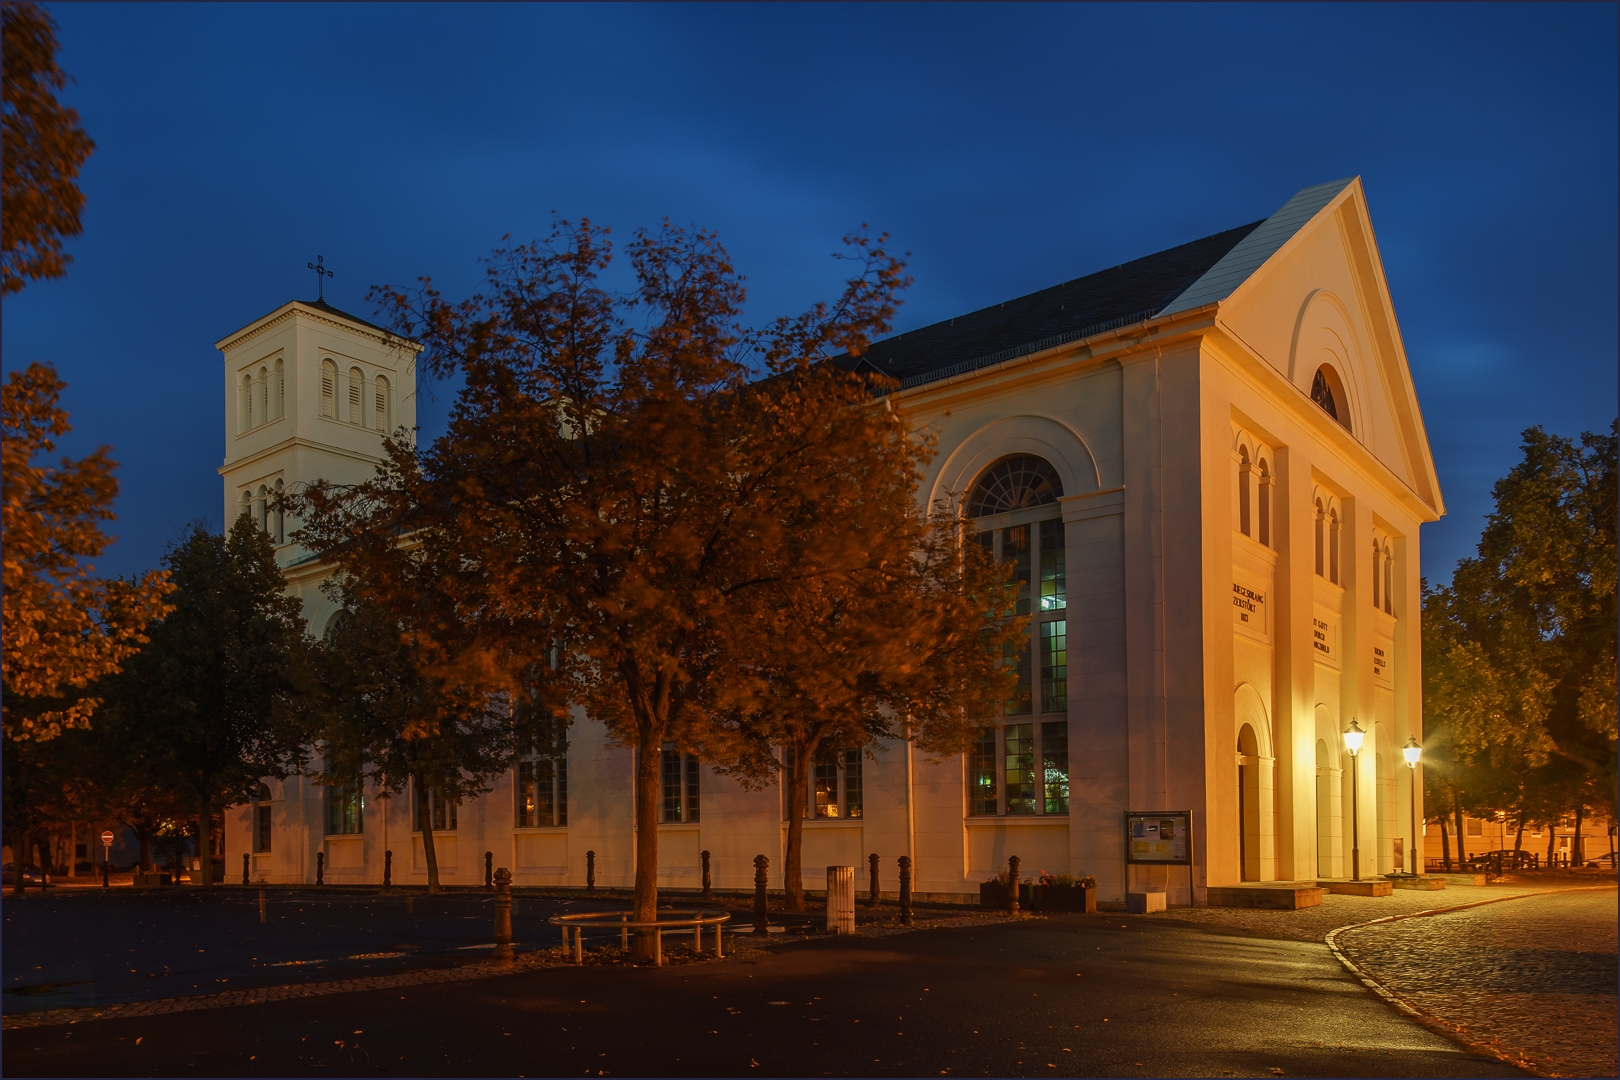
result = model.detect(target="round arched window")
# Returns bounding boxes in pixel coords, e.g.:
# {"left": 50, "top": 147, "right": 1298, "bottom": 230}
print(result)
{"left": 967, "top": 455, "right": 1063, "bottom": 518}
{"left": 1311, "top": 365, "right": 1351, "bottom": 432}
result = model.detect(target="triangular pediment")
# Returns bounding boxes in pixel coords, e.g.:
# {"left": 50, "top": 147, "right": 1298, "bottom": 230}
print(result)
{"left": 1204, "top": 178, "right": 1443, "bottom": 517}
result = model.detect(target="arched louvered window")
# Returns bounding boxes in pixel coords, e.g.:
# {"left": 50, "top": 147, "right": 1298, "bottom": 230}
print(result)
{"left": 239, "top": 490, "right": 253, "bottom": 522}
{"left": 1314, "top": 499, "right": 1325, "bottom": 576}
{"left": 967, "top": 455, "right": 1063, "bottom": 518}
{"left": 1371, "top": 539, "right": 1382, "bottom": 611}
{"left": 320, "top": 360, "right": 337, "bottom": 419}
{"left": 271, "top": 359, "right": 285, "bottom": 420}
{"left": 239, "top": 373, "right": 253, "bottom": 432}
{"left": 258, "top": 366, "right": 269, "bottom": 424}
{"left": 374, "top": 374, "right": 391, "bottom": 432}
{"left": 347, "top": 367, "right": 364, "bottom": 425}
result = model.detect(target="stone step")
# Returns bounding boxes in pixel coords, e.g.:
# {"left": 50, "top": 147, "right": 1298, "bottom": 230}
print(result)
{"left": 1316, "top": 879, "right": 1394, "bottom": 897}
{"left": 1206, "top": 884, "right": 1324, "bottom": 910}
{"left": 1387, "top": 875, "right": 1447, "bottom": 891}
{"left": 1431, "top": 872, "right": 1488, "bottom": 886}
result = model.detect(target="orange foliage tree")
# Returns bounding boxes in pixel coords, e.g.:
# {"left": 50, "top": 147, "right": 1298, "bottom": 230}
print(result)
{"left": 296, "top": 220, "right": 1012, "bottom": 955}
{"left": 2, "top": 362, "right": 173, "bottom": 743}
{"left": 2, "top": 1, "right": 95, "bottom": 294}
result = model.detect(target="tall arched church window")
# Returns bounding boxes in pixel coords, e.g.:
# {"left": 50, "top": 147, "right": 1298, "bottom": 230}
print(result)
{"left": 1237, "top": 447, "right": 1252, "bottom": 537}
{"left": 258, "top": 484, "right": 271, "bottom": 536}
{"left": 271, "top": 359, "right": 285, "bottom": 420}
{"left": 1328, "top": 508, "right": 1341, "bottom": 585}
{"left": 258, "top": 366, "right": 269, "bottom": 425}
{"left": 1257, "top": 460, "right": 1272, "bottom": 548}
{"left": 1382, "top": 543, "right": 1394, "bottom": 615}
{"left": 347, "top": 367, "right": 364, "bottom": 425}
{"left": 1311, "top": 365, "right": 1352, "bottom": 433}
{"left": 239, "top": 490, "right": 253, "bottom": 522}
{"left": 239, "top": 373, "right": 253, "bottom": 432}
{"left": 374, "top": 374, "right": 391, "bottom": 432}
{"left": 1371, "top": 540, "right": 1382, "bottom": 610}
{"left": 1314, "top": 500, "right": 1325, "bottom": 576}
{"left": 320, "top": 360, "right": 337, "bottom": 418}
{"left": 965, "top": 454, "right": 1068, "bottom": 819}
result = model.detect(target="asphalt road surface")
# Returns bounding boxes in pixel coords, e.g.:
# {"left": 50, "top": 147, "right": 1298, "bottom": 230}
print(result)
{"left": 4, "top": 901, "right": 1521, "bottom": 1078}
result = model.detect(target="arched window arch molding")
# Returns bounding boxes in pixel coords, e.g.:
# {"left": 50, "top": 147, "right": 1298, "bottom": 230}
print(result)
{"left": 1311, "top": 486, "right": 1343, "bottom": 585}
{"left": 271, "top": 358, "right": 285, "bottom": 421}
{"left": 238, "top": 372, "right": 254, "bottom": 433}
{"left": 320, "top": 359, "right": 338, "bottom": 419}
{"left": 1230, "top": 426, "right": 1276, "bottom": 548}
{"left": 1234, "top": 682, "right": 1274, "bottom": 760}
{"left": 928, "top": 415, "right": 1102, "bottom": 518}
{"left": 1287, "top": 290, "right": 1371, "bottom": 439}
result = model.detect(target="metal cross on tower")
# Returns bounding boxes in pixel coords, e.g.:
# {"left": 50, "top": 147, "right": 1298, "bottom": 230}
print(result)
{"left": 307, "top": 254, "right": 333, "bottom": 300}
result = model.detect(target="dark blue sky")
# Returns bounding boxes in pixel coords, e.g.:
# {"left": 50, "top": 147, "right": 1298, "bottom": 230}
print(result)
{"left": 5, "top": 3, "right": 1615, "bottom": 583}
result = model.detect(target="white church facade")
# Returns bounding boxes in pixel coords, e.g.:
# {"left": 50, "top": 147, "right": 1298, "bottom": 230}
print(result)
{"left": 224, "top": 177, "right": 1442, "bottom": 906}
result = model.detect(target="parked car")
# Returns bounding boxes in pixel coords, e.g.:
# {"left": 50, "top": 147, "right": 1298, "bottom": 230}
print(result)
{"left": 1, "top": 863, "right": 43, "bottom": 886}
{"left": 1465, "top": 849, "right": 1539, "bottom": 873}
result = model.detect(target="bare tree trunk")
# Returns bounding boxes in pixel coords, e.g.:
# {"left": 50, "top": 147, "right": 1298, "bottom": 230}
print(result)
{"left": 1573, "top": 804, "right": 1585, "bottom": 866}
{"left": 1439, "top": 816, "right": 1450, "bottom": 871}
{"left": 1546, "top": 822, "right": 1556, "bottom": 867}
{"left": 632, "top": 730, "right": 663, "bottom": 961}
{"left": 8, "top": 828, "right": 26, "bottom": 895}
{"left": 785, "top": 744, "right": 811, "bottom": 912}
{"left": 196, "top": 799, "right": 214, "bottom": 886}
{"left": 1453, "top": 790, "right": 1468, "bottom": 867}
{"left": 415, "top": 776, "right": 441, "bottom": 893}
{"left": 1513, "top": 816, "right": 1525, "bottom": 853}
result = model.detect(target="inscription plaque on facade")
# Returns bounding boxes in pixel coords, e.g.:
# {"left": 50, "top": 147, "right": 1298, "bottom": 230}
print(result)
{"left": 1231, "top": 581, "right": 1267, "bottom": 638}
{"left": 1372, "top": 640, "right": 1393, "bottom": 686}
{"left": 1312, "top": 616, "right": 1335, "bottom": 661}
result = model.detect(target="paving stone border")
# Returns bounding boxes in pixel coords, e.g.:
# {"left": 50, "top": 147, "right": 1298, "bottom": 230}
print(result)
{"left": 1324, "top": 886, "right": 1615, "bottom": 1078}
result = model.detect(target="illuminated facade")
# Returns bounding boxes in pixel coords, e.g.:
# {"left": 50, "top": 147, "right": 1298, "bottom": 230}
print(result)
{"left": 226, "top": 178, "right": 1443, "bottom": 904}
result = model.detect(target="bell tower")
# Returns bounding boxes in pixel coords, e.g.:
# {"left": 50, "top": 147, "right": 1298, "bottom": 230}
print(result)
{"left": 216, "top": 297, "right": 421, "bottom": 570}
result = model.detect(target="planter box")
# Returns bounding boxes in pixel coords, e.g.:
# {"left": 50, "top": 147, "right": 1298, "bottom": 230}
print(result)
{"left": 1027, "top": 884, "right": 1098, "bottom": 913}
{"left": 979, "top": 882, "right": 1010, "bottom": 909}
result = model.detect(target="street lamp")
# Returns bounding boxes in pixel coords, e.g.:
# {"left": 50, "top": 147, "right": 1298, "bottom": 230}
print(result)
{"left": 1403, "top": 736, "right": 1422, "bottom": 876}
{"left": 1343, "top": 720, "right": 1365, "bottom": 881}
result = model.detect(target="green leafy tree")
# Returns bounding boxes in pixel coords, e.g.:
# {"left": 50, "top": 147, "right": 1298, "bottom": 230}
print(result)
{"left": 106, "top": 517, "right": 309, "bottom": 885}
{"left": 309, "top": 589, "right": 551, "bottom": 891}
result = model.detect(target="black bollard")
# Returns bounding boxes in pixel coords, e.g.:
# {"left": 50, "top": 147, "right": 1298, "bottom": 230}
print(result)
{"left": 492, "top": 868, "right": 514, "bottom": 961}
{"left": 586, "top": 850, "right": 596, "bottom": 896}
{"left": 1006, "top": 855, "right": 1021, "bottom": 914}
{"left": 868, "top": 853, "right": 880, "bottom": 908}
{"left": 701, "top": 849, "right": 713, "bottom": 902}
{"left": 898, "top": 855, "right": 913, "bottom": 926}
{"left": 315, "top": 850, "right": 325, "bottom": 886}
{"left": 485, "top": 851, "right": 494, "bottom": 889}
{"left": 101, "top": 859, "right": 110, "bottom": 888}
{"left": 243, "top": 852, "right": 250, "bottom": 886}
{"left": 383, "top": 849, "right": 392, "bottom": 887}
{"left": 752, "top": 855, "right": 770, "bottom": 935}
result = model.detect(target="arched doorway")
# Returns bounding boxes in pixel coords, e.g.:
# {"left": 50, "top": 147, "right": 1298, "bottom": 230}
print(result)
{"left": 1315, "top": 739, "right": 1332, "bottom": 878}
{"left": 1238, "top": 724, "right": 1261, "bottom": 881}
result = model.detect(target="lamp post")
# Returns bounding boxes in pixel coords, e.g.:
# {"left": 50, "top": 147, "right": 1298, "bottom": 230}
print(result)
{"left": 1403, "top": 736, "right": 1422, "bottom": 876}
{"left": 1343, "top": 720, "right": 1365, "bottom": 881}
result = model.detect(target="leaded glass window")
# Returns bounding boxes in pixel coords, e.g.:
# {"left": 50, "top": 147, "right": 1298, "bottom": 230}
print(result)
{"left": 1041, "top": 620, "right": 1067, "bottom": 714}
{"left": 1042, "top": 721, "right": 1069, "bottom": 815}
{"left": 970, "top": 728, "right": 998, "bottom": 816}
{"left": 967, "top": 455, "right": 1063, "bottom": 518}
{"left": 516, "top": 737, "right": 568, "bottom": 828}
{"left": 660, "top": 744, "right": 700, "bottom": 823}
{"left": 1004, "top": 724, "right": 1036, "bottom": 814}
{"left": 814, "top": 754, "right": 840, "bottom": 818}
{"left": 325, "top": 779, "right": 363, "bottom": 835}
{"left": 1311, "top": 368, "right": 1338, "bottom": 420}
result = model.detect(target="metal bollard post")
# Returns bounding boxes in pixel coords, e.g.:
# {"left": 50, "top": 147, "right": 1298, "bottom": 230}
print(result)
{"left": 1006, "top": 855, "right": 1021, "bottom": 914}
{"left": 101, "top": 860, "right": 110, "bottom": 888}
{"left": 898, "top": 855, "right": 913, "bottom": 926}
{"left": 827, "top": 866, "right": 855, "bottom": 933}
{"left": 243, "top": 852, "right": 250, "bottom": 886}
{"left": 586, "top": 850, "right": 596, "bottom": 896}
{"left": 701, "top": 849, "right": 713, "bottom": 902}
{"left": 492, "top": 868, "right": 514, "bottom": 961}
{"left": 752, "top": 855, "right": 770, "bottom": 935}
{"left": 259, "top": 887, "right": 267, "bottom": 924}
{"left": 383, "top": 849, "right": 392, "bottom": 887}
{"left": 315, "top": 850, "right": 325, "bottom": 886}
{"left": 868, "top": 853, "right": 880, "bottom": 908}
{"left": 485, "top": 851, "right": 494, "bottom": 889}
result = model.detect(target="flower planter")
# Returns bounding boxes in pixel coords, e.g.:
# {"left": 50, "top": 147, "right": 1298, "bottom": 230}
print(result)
{"left": 1028, "top": 884, "right": 1097, "bottom": 913}
{"left": 979, "top": 881, "right": 1009, "bottom": 909}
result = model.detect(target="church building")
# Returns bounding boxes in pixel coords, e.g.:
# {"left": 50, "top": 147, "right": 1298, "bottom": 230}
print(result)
{"left": 224, "top": 177, "right": 1442, "bottom": 906}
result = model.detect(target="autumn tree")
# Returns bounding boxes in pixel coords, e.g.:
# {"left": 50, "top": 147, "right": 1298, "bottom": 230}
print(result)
{"left": 297, "top": 219, "right": 939, "bottom": 957}
{"left": 308, "top": 587, "right": 552, "bottom": 891}
{"left": 2, "top": 0, "right": 95, "bottom": 294}
{"left": 104, "top": 517, "right": 308, "bottom": 885}
{"left": 1423, "top": 422, "right": 1617, "bottom": 863}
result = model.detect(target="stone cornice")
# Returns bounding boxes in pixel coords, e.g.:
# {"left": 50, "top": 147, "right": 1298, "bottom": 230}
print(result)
{"left": 218, "top": 436, "right": 390, "bottom": 477}
{"left": 215, "top": 301, "right": 423, "bottom": 355}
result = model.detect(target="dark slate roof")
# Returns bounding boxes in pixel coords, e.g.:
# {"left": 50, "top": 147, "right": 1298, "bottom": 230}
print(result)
{"left": 296, "top": 297, "right": 405, "bottom": 339}
{"left": 846, "top": 220, "right": 1263, "bottom": 390}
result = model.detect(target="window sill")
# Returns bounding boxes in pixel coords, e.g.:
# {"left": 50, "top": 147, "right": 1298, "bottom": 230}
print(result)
{"left": 655, "top": 822, "right": 700, "bottom": 831}
{"left": 965, "top": 815, "right": 1070, "bottom": 826}
{"left": 783, "top": 818, "right": 865, "bottom": 828}
{"left": 513, "top": 825, "right": 568, "bottom": 833}
{"left": 323, "top": 833, "right": 365, "bottom": 840}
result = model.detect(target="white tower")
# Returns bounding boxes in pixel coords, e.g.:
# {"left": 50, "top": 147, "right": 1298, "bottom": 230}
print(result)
{"left": 217, "top": 297, "right": 422, "bottom": 629}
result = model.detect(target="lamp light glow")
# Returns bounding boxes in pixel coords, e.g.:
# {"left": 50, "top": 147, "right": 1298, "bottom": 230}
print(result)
{"left": 1342, "top": 718, "right": 1365, "bottom": 756}
{"left": 1402, "top": 736, "right": 1421, "bottom": 767}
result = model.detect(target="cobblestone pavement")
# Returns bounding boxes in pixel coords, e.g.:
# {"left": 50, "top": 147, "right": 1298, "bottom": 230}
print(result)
{"left": 1336, "top": 888, "right": 1617, "bottom": 1078}
{"left": 1135, "top": 884, "right": 1544, "bottom": 942}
